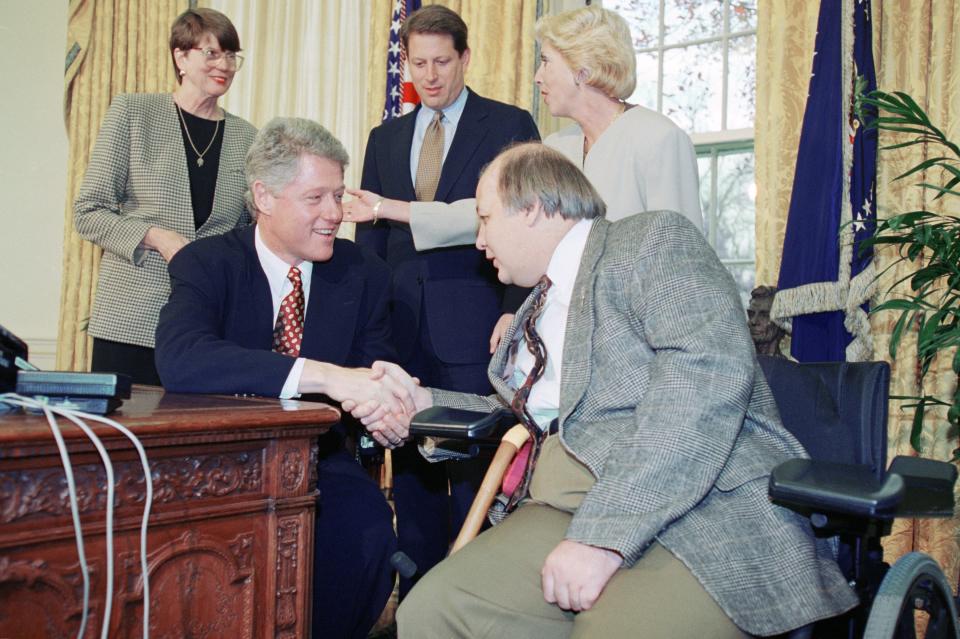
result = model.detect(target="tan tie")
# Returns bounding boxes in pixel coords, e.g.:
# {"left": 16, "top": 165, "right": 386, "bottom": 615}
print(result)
{"left": 415, "top": 111, "right": 444, "bottom": 201}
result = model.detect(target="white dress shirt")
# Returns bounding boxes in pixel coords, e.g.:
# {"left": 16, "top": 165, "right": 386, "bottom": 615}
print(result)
{"left": 512, "top": 219, "right": 594, "bottom": 430}
{"left": 255, "top": 225, "right": 313, "bottom": 398}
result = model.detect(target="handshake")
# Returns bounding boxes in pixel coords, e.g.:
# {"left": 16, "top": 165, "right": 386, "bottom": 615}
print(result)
{"left": 299, "top": 360, "right": 434, "bottom": 449}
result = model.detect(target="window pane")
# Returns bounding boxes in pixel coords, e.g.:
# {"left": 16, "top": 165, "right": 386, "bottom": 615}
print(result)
{"left": 727, "top": 34, "right": 756, "bottom": 129}
{"left": 607, "top": 0, "right": 660, "bottom": 50}
{"left": 664, "top": 0, "right": 723, "bottom": 44}
{"left": 730, "top": 0, "right": 758, "bottom": 32}
{"left": 723, "top": 263, "right": 756, "bottom": 308}
{"left": 662, "top": 41, "right": 722, "bottom": 132}
{"left": 697, "top": 155, "right": 713, "bottom": 240}
{"left": 629, "top": 50, "right": 659, "bottom": 111}
{"left": 715, "top": 151, "right": 755, "bottom": 261}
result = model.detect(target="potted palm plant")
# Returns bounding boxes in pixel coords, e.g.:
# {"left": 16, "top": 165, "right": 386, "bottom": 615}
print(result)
{"left": 856, "top": 89, "right": 960, "bottom": 456}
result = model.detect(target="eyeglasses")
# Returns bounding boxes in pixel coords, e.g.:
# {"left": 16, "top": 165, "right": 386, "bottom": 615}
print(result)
{"left": 191, "top": 47, "right": 245, "bottom": 70}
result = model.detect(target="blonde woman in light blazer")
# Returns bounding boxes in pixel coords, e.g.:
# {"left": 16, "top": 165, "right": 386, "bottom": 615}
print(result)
{"left": 75, "top": 8, "right": 256, "bottom": 384}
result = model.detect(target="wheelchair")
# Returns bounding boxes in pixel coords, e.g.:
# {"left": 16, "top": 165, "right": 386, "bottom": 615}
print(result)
{"left": 761, "top": 356, "right": 958, "bottom": 639}
{"left": 410, "top": 356, "right": 959, "bottom": 638}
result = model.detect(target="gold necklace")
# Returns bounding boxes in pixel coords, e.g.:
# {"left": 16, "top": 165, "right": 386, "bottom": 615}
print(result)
{"left": 175, "top": 102, "right": 220, "bottom": 167}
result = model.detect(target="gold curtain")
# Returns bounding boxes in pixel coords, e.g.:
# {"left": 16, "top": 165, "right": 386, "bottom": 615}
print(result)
{"left": 871, "top": 0, "right": 960, "bottom": 581}
{"left": 753, "top": 1, "right": 820, "bottom": 286}
{"left": 57, "top": 0, "right": 186, "bottom": 371}
{"left": 364, "top": 0, "right": 539, "bottom": 135}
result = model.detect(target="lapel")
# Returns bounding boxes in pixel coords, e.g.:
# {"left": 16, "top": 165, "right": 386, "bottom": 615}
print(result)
{"left": 298, "top": 247, "right": 362, "bottom": 366}
{"left": 161, "top": 94, "right": 196, "bottom": 240}
{"left": 392, "top": 109, "right": 419, "bottom": 201}
{"left": 435, "top": 89, "right": 488, "bottom": 202}
{"left": 239, "top": 226, "right": 278, "bottom": 347}
{"left": 204, "top": 109, "right": 247, "bottom": 234}
{"left": 558, "top": 219, "right": 607, "bottom": 424}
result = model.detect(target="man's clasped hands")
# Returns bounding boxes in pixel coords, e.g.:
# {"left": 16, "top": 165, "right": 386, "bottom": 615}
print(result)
{"left": 338, "top": 362, "right": 433, "bottom": 449}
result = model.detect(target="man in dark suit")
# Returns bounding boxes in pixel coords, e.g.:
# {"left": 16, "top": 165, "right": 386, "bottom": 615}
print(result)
{"left": 155, "top": 117, "right": 410, "bottom": 639}
{"left": 349, "top": 4, "right": 540, "bottom": 596}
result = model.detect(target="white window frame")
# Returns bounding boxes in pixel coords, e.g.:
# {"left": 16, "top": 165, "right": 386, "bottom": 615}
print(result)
{"left": 607, "top": 0, "right": 757, "bottom": 297}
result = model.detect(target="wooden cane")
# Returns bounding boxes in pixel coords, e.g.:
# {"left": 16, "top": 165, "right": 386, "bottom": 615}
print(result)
{"left": 450, "top": 424, "right": 530, "bottom": 553}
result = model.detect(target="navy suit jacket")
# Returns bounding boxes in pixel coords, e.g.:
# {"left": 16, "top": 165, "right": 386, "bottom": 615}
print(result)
{"left": 156, "top": 225, "right": 393, "bottom": 396}
{"left": 356, "top": 89, "right": 539, "bottom": 365}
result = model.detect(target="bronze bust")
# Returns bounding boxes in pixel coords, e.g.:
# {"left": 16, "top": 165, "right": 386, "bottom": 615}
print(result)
{"left": 748, "top": 286, "right": 786, "bottom": 357}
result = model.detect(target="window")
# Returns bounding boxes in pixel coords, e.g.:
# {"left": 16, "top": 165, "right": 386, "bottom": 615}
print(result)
{"left": 607, "top": 0, "right": 757, "bottom": 304}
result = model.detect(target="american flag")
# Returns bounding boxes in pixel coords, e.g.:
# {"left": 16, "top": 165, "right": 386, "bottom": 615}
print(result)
{"left": 382, "top": 0, "right": 422, "bottom": 121}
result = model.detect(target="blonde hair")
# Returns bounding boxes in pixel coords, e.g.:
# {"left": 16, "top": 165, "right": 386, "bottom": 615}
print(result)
{"left": 535, "top": 5, "right": 636, "bottom": 100}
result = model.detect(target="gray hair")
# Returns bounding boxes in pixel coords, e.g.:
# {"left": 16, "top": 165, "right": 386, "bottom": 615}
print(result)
{"left": 244, "top": 117, "right": 349, "bottom": 217}
{"left": 483, "top": 142, "right": 605, "bottom": 221}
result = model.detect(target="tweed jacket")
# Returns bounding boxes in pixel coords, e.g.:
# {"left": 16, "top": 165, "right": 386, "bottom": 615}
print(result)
{"left": 431, "top": 212, "right": 858, "bottom": 635}
{"left": 74, "top": 92, "right": 257, "bottom": 348}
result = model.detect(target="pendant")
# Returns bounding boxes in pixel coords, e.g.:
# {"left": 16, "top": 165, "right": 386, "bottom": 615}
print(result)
{"left": 196, "top": 157, "right": 204, "bottom": 167}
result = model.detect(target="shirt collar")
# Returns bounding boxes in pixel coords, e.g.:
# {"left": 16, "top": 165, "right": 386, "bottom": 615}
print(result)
{"left": 254, "top": 224, "right": 313, "bottom": 292}
{"left": 545, "top": 219, "right": 594, "bottom": 305}
{"left": 416, "top": 86, "right": 469, "bottom": 128}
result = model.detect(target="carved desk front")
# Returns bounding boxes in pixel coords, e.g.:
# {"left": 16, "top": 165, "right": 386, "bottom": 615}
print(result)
{"left": 0, "top": 387, "right": 339, "bottom": 638}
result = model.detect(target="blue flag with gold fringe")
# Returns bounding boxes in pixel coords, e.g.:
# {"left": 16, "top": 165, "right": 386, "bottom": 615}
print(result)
{"left": 771, "top": 0, "right": 878, "bottom": 362}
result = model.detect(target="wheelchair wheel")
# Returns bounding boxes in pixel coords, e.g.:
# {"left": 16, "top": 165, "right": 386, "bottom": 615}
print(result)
{"left": 864, "top": 552, "right": 959, "bottom": 639}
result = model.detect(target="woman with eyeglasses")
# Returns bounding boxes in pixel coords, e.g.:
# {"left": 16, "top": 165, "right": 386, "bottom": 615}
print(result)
{"left": 74, "top": 8, "right": 256, "bottom": 385}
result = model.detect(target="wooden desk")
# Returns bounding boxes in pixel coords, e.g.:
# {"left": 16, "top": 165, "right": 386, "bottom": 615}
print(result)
{"left": 0, "top": 386, "right": 339, "bottom": 638}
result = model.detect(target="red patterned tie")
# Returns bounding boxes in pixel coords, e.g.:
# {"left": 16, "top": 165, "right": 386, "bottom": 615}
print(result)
{"left": 272, "top": 267, "right": 305, "bottom": 357}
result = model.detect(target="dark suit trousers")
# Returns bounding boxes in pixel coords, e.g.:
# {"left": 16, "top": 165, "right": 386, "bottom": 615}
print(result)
{"left": 313, "top": 433, "right": 397, "bottom": 639}
{"left": 392, "top": 311, "right": 492, "bottom": 598}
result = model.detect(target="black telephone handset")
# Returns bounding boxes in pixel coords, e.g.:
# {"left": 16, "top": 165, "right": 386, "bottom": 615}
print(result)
{"left": 0, "top": 323, "right": 30, "bottom": 392}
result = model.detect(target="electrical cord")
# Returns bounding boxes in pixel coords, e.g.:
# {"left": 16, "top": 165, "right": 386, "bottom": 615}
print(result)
{"left": 1, "top": 394, "right": 153, "bottom": 639}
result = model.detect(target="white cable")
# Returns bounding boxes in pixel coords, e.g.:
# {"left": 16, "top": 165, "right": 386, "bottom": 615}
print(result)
{"left": 1, "top": 394, "right": 152, "bottom": 639}
{"left": 67, "top": 408, "right": 152, "bottom": 639}
{"left": 55, "top": 410, "right": 116, "bottom": 639}
{"left": 36, "top": 402, "right": 91, "bottom": 639}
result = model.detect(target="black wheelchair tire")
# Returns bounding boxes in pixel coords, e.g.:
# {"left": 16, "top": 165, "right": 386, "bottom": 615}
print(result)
{"left": 863, "top": 551, "right": 959, "bottom": 639}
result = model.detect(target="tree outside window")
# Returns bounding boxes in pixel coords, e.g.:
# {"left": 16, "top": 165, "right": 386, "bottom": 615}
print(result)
{"left": 608, "top": 0, "right": 757, "bottom": 305}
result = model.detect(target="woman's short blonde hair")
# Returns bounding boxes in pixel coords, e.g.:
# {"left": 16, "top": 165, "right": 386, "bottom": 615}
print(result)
{"left": 535, "top": 5, "right": 636, "bottom": 100}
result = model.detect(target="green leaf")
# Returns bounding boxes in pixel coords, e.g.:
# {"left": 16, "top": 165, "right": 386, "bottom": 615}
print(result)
{"left": 919, "top": 182, "right": 960, "bottom": 198}
{"left": 874, "top": 298, "right": 924, "bottom": 311}
{"left": 910, "top": 405, "right": 925, "bottom": 453}
{"left": 894, "top": 157, "right": 953, "bottom": 180}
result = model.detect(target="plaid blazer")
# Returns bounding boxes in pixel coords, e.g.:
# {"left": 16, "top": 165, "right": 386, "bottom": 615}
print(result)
{"left": 74, "top": 92, "right": 256, "bottom": 348}
{"left": 431, "top": 212, "right": 858, "bottom": 635}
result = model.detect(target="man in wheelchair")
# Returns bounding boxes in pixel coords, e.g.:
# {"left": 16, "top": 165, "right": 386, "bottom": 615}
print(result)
{"left": 348, "top": 143, "right": 859, "bottom": 637}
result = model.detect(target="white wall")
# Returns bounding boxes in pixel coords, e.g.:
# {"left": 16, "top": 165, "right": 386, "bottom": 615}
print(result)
{"left": 0, "top": 1, "right": 68, "bottom": 369}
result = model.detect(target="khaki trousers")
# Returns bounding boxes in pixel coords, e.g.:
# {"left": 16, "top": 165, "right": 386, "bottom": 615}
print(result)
{"left": 397, "top": 436, "right": 748, "bottom": 638}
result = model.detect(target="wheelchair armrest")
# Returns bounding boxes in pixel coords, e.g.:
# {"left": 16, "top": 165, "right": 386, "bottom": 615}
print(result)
{"left": 769, "top": 459, "right": 905, "bottom": 519}
{"left": 887, "top": 455, "right": 957, "bottom": 518}
{"left": 409, "top": 406, "right": 515, "bottom": 441}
